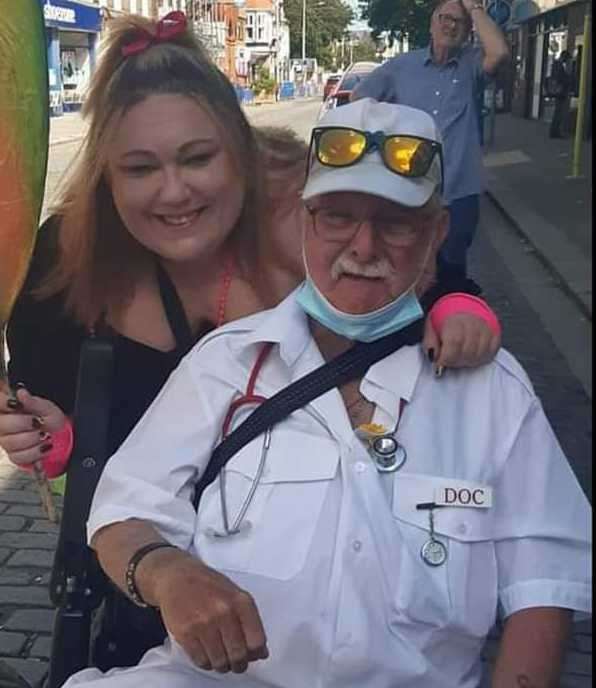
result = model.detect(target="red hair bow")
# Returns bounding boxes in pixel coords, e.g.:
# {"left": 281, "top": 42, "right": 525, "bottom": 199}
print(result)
{"left": 121, "top": 11, "right": 188, "bottom": 57}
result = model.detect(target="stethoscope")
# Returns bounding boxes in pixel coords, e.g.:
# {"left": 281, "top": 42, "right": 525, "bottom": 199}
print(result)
{"left": 209, "top": 343, "right": 409, "bottom": 538}
{"left": 365, "top": 398, "right": 408, "bottom": 473}
{"left": 209, "top": 343, "right": 274, "bottom": 538}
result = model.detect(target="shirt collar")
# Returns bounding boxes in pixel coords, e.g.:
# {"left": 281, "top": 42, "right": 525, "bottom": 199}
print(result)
{"left": 425, "top": 42, "right": 463, "bottom": 66}
{"left": 229, "top": 287, "right": 312, "bottom": 368}
{"left": 361, "top": 345, "right": 425, "bottom": 419}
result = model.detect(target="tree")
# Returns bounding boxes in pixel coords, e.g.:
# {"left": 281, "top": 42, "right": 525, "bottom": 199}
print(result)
{"left": 284, "top": 0, "right": 353, "bottom": 64}
{"left": 351, "top": 35, "right": 382, "bottom": 63}
{"left": 359, "top": 0, "right": 433, "bottom": 49}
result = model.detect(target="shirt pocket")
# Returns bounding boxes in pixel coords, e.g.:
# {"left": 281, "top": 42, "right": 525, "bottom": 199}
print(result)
{"left": 195, "top": 429, "right": 339, "bottom": 581}
{"left": 390, "top": 473, "right": 498, "bottom": 636}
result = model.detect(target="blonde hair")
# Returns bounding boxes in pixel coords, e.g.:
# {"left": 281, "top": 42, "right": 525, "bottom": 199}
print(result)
{"left": 40, "top": 15, "right": 264, "bottom": 329}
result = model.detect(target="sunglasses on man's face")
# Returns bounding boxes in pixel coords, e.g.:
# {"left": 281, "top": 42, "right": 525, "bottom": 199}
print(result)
{"left": 308, "top": 127, "right": 443, "bottom": 185}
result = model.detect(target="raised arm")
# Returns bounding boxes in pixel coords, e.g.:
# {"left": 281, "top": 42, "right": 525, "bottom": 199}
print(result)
{"left": 462, "top": 0, "right": 509, "bottom": 74}
{"left": 491, "top": 607, "right": 572, "bottom": 688}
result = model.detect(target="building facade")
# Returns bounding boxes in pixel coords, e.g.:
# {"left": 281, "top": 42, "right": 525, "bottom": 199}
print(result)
{"left": 40, "top": 0, "right": 102, "bottom": 116}
{"left": 245, "top": 0, "right": 290, "bottom": 84}
{"left": 501, "top": 0, "right": 591, "bottom": 136}
{"left": 43, "top": 0, "right": 289, "bottom": 114}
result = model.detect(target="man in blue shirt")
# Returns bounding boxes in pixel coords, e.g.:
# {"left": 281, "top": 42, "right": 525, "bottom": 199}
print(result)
{"left": 353, "top": 0, "right": 509, "bottom": 280}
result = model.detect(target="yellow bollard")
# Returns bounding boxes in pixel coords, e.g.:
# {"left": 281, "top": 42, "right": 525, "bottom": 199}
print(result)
{"left": 570, "top": 7, "right": 591, "bottom": 178}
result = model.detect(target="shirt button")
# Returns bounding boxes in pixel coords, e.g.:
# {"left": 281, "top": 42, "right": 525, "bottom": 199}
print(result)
{"left": 354, "top": 461, "right": 367, "bottom": 473}
{"left": 433, "top": 109, "right": 439, "bottom": 115}
{"left": 435, "top": 90, "right": 440, "bottom": 96}
{"left": 452, "top": 78, "right": 459, "bottom": 84}
{"left": 352, "top": 540, "right": 363, "bottom": 552}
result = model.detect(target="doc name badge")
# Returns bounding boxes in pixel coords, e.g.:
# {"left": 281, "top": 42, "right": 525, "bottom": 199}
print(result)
{"left": 434, "top": 479, "right": 493, "bottom": 508}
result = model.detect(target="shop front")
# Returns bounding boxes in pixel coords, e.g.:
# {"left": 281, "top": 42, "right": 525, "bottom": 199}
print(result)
{"left": 508, "top": 0, "right": 591, "bottom": 132}
{"left": 41, "top": 0, "right": 102, "bottom": 116}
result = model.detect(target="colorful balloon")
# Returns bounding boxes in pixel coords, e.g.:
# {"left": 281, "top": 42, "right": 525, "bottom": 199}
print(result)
{"left": 0, "top": 0, "right": 49, "bottom": 332}
{"left": 0, "top": 0, "right": 55, "bottom": 522}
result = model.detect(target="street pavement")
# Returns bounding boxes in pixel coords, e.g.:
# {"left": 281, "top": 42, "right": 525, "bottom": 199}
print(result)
{"left": 484, "top": 113, "right": 592, "bottom": 322}
{"left": 0, "top": 99, "right": 591, "bottom": 687}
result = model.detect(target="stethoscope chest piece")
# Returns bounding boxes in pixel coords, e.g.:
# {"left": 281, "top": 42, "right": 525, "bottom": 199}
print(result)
{"left": 370, "top": 435, "right": 407, "bottom": 473}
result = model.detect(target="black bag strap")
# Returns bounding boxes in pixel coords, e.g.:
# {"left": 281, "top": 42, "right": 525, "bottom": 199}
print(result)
{"left": 193, "top": 318, "right": 424, "bottom": 508}
{"left": 155, "top": 260, "right": 195, "bottom": 355}
{"left": 49, "top": 334, "right": 114, "bottom": 607}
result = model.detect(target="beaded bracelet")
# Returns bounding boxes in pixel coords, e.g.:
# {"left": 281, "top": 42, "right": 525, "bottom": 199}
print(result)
{"left": 429, "top": 293, "right": 502, "bottom": 338}
{"left": 125, "top": 542, "right": 178, "bottom": 608}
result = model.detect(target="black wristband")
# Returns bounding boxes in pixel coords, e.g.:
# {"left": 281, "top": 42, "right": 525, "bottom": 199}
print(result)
{"left": 125, "top": 542, "right": 177, "bottom": 608}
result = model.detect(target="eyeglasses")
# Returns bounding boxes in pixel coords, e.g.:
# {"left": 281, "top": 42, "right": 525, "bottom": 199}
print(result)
{"left": 437, "top": 12, "right": 468, "bottom": 28}
{"left": 308, "top": 127, "right": 443, "bottom": 183}
{"left": 305, "top": 206, "right": 432, "bottom": 249}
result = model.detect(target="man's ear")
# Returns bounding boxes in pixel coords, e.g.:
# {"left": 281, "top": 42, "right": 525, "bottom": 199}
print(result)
{"left": 434, "top": 207, "right": 449, "bottom": 249}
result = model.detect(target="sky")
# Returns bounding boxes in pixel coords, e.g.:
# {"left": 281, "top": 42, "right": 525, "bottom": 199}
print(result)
{"left": 346, "top": 0, "right": 370, "bottom": 31}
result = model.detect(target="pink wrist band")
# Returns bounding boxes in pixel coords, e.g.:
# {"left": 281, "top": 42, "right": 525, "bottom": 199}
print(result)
{"left": 21, "top": 419, "right": 74, "bottom": 479}
{"left": 430, "top": 293, "right": 501, "bottom": 337}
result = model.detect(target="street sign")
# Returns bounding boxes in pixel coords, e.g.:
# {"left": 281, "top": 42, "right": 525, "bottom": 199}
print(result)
{"left": 487, "top": 0, "right": 511, "bottom": 27}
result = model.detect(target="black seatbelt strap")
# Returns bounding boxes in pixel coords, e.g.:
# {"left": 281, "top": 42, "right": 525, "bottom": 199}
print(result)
{"left": 193, "top": 318, "right": 424, "bottom": 508}
{"left": 49, "top": 334, "right": 114, "bottom": 607}
{"left": 48, "top": 334, "right": 114, "bottom": 688}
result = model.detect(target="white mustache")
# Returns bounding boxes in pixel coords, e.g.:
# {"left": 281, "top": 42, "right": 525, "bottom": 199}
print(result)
{"left": 331, "top": 254, "right": 393, "bottom": 281}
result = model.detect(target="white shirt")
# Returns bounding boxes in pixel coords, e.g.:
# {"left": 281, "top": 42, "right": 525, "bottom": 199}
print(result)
{"left": 77, "top": 291, "right": 591, "bottom": 688}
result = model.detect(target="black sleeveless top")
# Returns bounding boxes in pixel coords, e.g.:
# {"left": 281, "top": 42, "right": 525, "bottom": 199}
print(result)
{"left": 7, "top": 217, "right": 210, "bottom": 456}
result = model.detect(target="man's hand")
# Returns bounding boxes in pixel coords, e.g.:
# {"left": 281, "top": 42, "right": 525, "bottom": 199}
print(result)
{"left": 152, "top": 552, "right": 269, "bottom": 674}
{"left": 461, "top": 0, "right": 481, "bottom": 15}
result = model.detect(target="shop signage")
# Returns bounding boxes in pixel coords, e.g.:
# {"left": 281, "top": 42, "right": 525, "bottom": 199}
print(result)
{"left": 41, "top": 0, "right": 102, "bottom": 32}
{"left": 487, "top": 0, "right": 511, "bottom": 27}
{"left": 509, "top": 0, "right": 539, "bottom": 24}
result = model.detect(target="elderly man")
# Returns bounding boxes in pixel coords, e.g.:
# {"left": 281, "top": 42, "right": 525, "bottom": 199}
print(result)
{"left": 64, "top": 100, "right": 590, "bottom": 688}
{"left": 353, "top": 0, "right": 509, "bottom": 281}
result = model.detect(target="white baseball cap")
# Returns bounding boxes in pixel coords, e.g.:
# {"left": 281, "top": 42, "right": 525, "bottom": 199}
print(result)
{"left": 302, "top": 98, "right": 443, "bottom": 208}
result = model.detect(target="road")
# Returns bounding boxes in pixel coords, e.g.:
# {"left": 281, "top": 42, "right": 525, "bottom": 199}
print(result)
{"left": 0, "top": 99, "right": 591, "bottom": 687}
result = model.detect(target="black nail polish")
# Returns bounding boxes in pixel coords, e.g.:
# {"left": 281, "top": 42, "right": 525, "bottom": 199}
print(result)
{"left": 32, "top": 417, "right": 44, "bottom": 430}
{"left": 14, "top": 382, "right": 27, "bottom": 390}
{"left": 7, "top": 399, "right": 23, "bottom": 411}
{"left": 434, "top": 366, "right": 444, "bottom": 378}
{"left": 428, "top": 348, "right": 435, "bottom": 362}
{"left": 40, "top": 443, "right": 54, "bottom": 454}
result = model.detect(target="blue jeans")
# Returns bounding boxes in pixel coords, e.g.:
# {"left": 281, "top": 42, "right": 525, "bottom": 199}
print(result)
{"left": 438, "top": 194, "right": 480, "bottom": 280}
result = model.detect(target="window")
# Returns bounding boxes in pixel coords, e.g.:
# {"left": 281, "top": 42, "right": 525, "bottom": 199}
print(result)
{"left": 247, "top": 13, "right": 254, "bottom": 41}
{"left": 257, "top": 13, "right": 265, "bottom": 42}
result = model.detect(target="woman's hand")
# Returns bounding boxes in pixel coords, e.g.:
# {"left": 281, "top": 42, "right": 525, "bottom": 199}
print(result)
{"left": 0, "top": 384, "right": 67, "bottom": 467}
{"left": 151, "top": 551, "right": 269, "bottom": 674}
{"left": 423, "top": 311, "right": 501, "bottom": 375}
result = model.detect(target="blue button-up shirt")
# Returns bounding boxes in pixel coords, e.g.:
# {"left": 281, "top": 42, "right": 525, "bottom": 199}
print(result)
{"left": 353, "top": 45, "right": 486, "bottom": 203}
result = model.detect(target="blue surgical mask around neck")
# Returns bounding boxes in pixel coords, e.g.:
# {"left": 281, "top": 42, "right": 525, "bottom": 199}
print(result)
{"left": 296, "top": 276, "right": 423, "bottom": 343}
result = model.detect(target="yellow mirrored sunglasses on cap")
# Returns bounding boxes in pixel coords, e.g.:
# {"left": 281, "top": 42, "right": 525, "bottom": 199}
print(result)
{"left": 308, "top": 126, "right": 444, "bottom": 188}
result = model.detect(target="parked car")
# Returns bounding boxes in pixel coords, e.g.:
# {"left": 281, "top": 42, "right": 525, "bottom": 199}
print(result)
{"left": 319, "top": 62, "right": 379, "bottom": 117}
{"left": 323, "top": 74, "right": 341, "bottom": 101}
